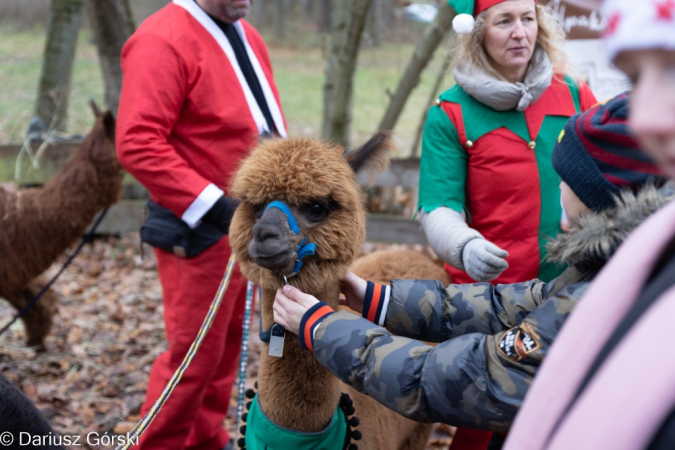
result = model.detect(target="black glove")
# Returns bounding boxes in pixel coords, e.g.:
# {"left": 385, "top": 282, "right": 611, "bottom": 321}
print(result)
{"left": 201, "top": 196, "right": 240, "bottom": 234}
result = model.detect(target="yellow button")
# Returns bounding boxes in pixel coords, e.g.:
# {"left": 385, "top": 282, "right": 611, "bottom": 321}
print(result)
{"left": 528, "top": 141, "right": 536, "bottom": 149}
{"left": 435, "top": 99, "right": 441, "bottom": 106}
{"left": 466, "top": 140, "right": 473, "bottom": 148}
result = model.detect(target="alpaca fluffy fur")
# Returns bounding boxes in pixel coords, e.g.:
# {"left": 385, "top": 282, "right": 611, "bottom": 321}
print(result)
{"left": 229, "top": 134, "right": 433, "bottom": 449}
{"left": 351, "top": 250, "right": 450, "bottom": 285}
{"left": 547, "top": 184, "right": 674, "bottom": 272}
{"left": 0, "top": 107, "right": 122, "bottom": 349}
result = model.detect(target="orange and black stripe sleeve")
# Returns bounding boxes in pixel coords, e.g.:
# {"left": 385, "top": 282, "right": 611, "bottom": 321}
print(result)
{"left": 299, "top": 302, "right": 335, "bottom": 351}
{"left": 362, "top": 281, "right": 391, "bottom": 327}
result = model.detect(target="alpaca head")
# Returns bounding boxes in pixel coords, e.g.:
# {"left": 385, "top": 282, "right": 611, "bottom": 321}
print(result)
{"left": 72, "top": 101, "right": 123, "bottom": 207}
{"left": 229, "top": 133, "right": 394, "bottom": 296}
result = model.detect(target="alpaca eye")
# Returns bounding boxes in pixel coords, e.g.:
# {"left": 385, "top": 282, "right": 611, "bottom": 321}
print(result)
{"left": 304, "top": 201, "right": 329, "bottom": 222}
{"left": 253, "top": 204, "right": 265, "bottom": 219}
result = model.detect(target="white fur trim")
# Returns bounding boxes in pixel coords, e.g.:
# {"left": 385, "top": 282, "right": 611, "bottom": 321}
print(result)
{"left": 452, "top": 13, "right": 475, "bottom": 34}
{"left": 182, "top": 183, "right": 224, "bottom": 228}
{"left": 173, "top": 0, "right": 286, "bottom": 137}
{"left": 602, "top": 0, "right": 675, "bottom": 63}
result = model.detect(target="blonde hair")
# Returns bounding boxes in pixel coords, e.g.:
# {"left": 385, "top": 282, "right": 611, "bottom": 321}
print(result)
{"left": 450, "top": 4, "right": 572, "bottom": 81}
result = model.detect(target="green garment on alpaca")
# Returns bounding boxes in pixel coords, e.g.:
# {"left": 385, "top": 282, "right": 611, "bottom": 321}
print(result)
{"left": 244, "top": 395, "right": 348, "bottom": 450}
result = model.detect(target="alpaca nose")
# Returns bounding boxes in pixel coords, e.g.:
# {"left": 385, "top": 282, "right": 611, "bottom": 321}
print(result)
{"left": 248, "top": 221, "right": 295, "bottom": 274}
{"left": 253, "top": 222, "right": 282, "bottom": 243}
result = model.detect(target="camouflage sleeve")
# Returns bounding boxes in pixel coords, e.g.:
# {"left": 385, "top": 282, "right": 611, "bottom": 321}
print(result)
{"left": 385, "top": 277, "right": 559, "bottom": 342}
{"left": 313, "top": 281, "right": 589, "bottom": 431}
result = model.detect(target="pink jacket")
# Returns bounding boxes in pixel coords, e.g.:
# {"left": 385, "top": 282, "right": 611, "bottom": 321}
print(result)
{"left": 504, "top": 199, "right": 675, "bottom": 450}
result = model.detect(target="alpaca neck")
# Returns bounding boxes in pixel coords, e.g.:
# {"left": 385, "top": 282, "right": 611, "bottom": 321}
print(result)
{"left": 0, "top": 151, "right": 117, "bottom": 293}
{"left": 257, "top": 282, "right": 341, "bottom": 432}
{"left": 45, "top": 160, "right": 108, "bottom": 219}
{"left": 31, "top": 150, "right": 117, "bottom": 243}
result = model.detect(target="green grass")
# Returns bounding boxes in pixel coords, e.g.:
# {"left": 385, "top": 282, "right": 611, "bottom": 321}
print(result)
{"left": 0, "top": 23, "right": 453, "bottom": 156}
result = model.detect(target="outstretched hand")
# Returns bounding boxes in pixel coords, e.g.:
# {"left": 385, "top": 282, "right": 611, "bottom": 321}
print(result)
{"left": 338, "top": 271, "right": 368, "bottom": 313}
{"left": 462, "top": 238, "right": 509, "bottom": 282}
{"left": 273, "top": 285, "right": 320, "bottom": 335}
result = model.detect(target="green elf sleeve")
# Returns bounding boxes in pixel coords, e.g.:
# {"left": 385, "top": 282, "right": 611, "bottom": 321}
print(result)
{"left": 419, "top": 105, "right": 468, "bottom": 214}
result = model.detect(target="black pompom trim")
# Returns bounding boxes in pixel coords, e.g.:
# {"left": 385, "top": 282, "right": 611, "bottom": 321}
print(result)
{"left": 339, "top": 393, "right": 361, "bottom": 450}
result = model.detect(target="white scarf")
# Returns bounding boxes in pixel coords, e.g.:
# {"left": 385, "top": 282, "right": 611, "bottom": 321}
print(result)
{"left": 452, "top": 47, "right": 553, "bottom": 112}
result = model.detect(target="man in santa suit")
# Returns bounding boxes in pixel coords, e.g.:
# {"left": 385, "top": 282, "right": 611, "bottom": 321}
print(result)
{"left": 116, "top": 1, "right": 286, "bottom": 449}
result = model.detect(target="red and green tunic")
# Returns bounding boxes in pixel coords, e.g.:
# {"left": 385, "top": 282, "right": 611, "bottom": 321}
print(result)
{"left": 420, "top": 75, "right": 597, "bottom": 284}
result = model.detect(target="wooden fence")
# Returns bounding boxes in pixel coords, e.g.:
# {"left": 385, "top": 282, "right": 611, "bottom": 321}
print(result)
{"left": 0, "top": 140, "right": 427, "bottom": 244}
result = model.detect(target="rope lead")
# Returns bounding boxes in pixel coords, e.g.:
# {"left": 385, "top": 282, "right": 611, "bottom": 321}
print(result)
{"left": 116, "top": 254, "right": 238, "bottom": 450}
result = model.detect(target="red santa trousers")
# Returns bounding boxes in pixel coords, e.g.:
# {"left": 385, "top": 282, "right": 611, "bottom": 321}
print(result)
{"left": 134, "top": 238, "right": 247, "bottom": 450}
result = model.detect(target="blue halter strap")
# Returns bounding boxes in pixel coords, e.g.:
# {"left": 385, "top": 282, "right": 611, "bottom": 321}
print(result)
{"left": 264, "top": 201, "right": 317, "bottom": 275}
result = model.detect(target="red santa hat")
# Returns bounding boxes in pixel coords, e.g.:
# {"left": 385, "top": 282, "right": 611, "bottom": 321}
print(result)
{"left": 449, "top": 0, "right": 538, "bottom": 34}
{"left": 602, "top": 0, "right": 675, "bottom": 62}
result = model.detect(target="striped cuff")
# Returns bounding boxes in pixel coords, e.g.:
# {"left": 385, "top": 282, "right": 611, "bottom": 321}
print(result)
{"left": 299, "top": 302, "right": 335, "bottom": 351}
{"left": 362, "top": 281, "right": 391, "bottom": 327}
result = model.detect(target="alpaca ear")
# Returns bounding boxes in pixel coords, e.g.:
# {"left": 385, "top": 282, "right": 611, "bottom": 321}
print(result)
{"left": 101, "top": 111, "right": 116, "bottom": 143}
{"left": 89, "top": 99, "right": 102, "bottom": 118}
{"left": 344, "top": 131, "right": 395, "bottom": 185}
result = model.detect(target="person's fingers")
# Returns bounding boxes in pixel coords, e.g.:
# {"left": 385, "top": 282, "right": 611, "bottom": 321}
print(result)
{"left": 476, "top": 258, "right": 508, "bottom": 275}
{"left": 478, "top": 247, "right": 509, "bottom": 270}
{"left": 484, "top": 241, "right": 509, "bottom": 259}
{"left": 282, "top": 284, "right": 320, "bottom": 309}
{"left": 467, "top": 257, "right": 508, "bottom": 281}
{"left": 343, "top": 271, "right": 361, "bottom": 290}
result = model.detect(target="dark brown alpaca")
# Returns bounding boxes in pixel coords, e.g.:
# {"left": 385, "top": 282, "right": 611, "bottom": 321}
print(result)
{"left": 229, "top": 133, "right": 433, "bottom": 449}
{"left": 0, "top": 104, "right": 122, "bottom": 349}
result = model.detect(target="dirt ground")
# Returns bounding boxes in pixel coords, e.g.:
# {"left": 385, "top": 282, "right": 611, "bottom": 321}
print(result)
{"left": 0, "top": 234, "right": 453, "bottom": 449}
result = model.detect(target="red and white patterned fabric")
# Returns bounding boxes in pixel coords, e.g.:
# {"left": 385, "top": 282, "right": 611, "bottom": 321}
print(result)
{"left": 602, "top": 0, "right": 675, "bottom": 62}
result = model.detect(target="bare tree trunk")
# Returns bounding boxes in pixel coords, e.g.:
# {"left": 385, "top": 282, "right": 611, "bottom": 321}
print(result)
{"left": 411, "top": 49, "right": 453, "bottom": 156}
{"left": 318, "top": 0, "right": 332, "bottom": 33}
{"left": 377, "top": 3, "right": 455, "bottom": 132}
{"left": 86, "top": 0, "right": 135, "bottom": 117}
{"left": 34, "top": 0, "right": 85, "bottom": 132}
{"left": 322, "top": 0, "right": 373, "bottom": 147}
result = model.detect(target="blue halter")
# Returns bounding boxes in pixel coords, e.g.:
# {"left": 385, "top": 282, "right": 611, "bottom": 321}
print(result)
{"left": 264, "top": 201, "right": 317, "bottom": 276}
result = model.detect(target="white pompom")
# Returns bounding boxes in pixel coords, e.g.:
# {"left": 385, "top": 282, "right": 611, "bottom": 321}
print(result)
{"left": 452, "top": 13, "right": 475, "bottom": 34}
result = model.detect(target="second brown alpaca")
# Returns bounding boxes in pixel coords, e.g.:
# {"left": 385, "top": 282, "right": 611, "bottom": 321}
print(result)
{"left": 229, "top": 133, "right": 438, "bottom": 449}
{"left": 0, "top": 106, "right": 122, "bottom": 349}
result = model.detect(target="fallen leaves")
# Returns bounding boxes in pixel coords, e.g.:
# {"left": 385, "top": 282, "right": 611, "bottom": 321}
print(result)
{"left": 0, "top": 233, "right": 448, "bottom": 449}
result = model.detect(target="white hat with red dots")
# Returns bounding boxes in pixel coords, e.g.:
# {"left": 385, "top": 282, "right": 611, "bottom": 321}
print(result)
{"left": 602, "top": 0, "right": 675, "bottom": 62}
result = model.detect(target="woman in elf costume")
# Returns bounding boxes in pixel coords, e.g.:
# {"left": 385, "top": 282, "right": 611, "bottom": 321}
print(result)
{"left": 418, "top": 0, "right": 596, "bottom": 447}
{"left": 419, "top": 0, "right": 597, "bottom": 288}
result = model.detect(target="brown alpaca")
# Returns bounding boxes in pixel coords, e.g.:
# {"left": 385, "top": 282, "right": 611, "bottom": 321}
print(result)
{"left": 0, "top": 104, "right": 122, "bottom": 349}
{"left": 351, "top": 250, "right": 450, "bottom": 286}
{"left": 229, "top": 133, "right": 432, "bottom": 449}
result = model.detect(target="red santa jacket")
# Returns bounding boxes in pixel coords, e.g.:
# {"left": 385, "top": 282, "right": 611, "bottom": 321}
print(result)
{"left": 116, "top": 0, "right": 286, "bottom": 227}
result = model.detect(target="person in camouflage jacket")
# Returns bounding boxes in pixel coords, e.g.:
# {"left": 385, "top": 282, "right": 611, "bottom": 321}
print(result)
{"left": 273, "top": 94, "right": 669, "bottom": 433}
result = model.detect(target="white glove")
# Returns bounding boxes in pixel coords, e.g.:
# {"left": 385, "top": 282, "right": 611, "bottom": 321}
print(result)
{"left": 461, "top": 238, "right": 509, "bottom": 282}
{"left": 419, "top": 207, "right": 482, "bottom": 269}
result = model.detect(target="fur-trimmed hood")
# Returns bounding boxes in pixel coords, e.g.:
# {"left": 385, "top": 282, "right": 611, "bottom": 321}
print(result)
{"left": 547, "top": 183, "right": 675, "bottom": 271}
